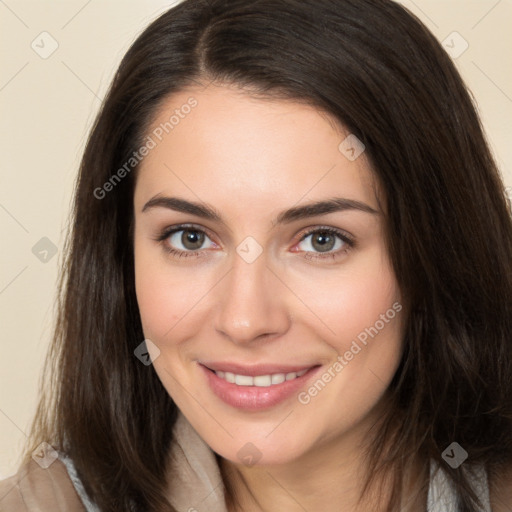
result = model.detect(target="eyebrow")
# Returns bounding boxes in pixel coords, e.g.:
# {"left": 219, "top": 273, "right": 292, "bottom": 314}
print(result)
{"left": 141, "top": 195, "right": 379, "bottom": 226}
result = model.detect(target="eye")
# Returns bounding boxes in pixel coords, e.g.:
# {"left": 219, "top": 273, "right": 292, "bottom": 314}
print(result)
{"left": 295, "top": 227, "right": 355, "bottom": 261}
{"left": 155, "top": 224, "right": 217, "bottom": 259}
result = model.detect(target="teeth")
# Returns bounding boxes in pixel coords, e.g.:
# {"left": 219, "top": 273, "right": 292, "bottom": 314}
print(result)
{"left": 235, "top": 374, "right": 254, "bottom": 386}
{"left": 271, "top": 373, "right": 285, "bottom": 384}
{"left": 214, "top": 368, "right": 309, "bottom": 386}
{"left": 254, "top": 375, "right": 272, "bottom": 386}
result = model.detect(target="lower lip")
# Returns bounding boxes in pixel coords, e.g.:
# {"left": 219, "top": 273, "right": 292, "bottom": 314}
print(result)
{"left": 199, "top": 363, "right": 322, "bottom": 411}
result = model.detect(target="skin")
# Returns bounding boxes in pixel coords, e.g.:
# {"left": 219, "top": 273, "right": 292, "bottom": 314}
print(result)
{"left": 133, "top": 82, "right": 419, "bottom": 511}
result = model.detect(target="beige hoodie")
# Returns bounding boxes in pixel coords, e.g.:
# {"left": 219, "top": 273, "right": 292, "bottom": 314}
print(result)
{"left": 0, "top": 411, "right": 226, "bottom": 512}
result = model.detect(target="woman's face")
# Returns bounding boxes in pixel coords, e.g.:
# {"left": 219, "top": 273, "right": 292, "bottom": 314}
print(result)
{"left": 133, "top": 83, "right": 404, "bottom": 466}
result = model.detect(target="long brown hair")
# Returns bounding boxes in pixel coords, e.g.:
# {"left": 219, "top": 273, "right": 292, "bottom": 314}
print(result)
{"left": 20, "top": 0, "right": 512, "bottom": 510}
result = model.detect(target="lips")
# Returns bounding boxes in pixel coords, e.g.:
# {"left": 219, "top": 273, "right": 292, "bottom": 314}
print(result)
{"left": 199, "top": 362, "right": 322, "bottom": 410}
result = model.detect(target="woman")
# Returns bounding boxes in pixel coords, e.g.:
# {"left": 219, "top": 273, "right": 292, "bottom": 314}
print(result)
{"left": 1, "top": 0, "right": 511, "bottom": 510}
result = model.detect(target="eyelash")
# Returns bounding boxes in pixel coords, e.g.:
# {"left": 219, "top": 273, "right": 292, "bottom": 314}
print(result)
{"left": 154, "top": 224, "right": 355, "bottom": 262}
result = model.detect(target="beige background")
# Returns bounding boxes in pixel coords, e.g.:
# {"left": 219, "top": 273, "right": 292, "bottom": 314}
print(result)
{"left": 1, "top": 0, "right": 511, "bottom": 478}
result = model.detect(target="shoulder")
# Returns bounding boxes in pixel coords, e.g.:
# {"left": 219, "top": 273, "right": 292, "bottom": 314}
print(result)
{"left": 489, "top": 461, "right": 512, "bottom": 512}
{"left": 0, "top": 458, "right": 86, "bottom": 512}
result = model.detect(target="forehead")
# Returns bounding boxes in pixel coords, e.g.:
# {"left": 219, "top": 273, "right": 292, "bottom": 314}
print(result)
{"left": 134, "top": 83, "right": 379, "bottom": 216}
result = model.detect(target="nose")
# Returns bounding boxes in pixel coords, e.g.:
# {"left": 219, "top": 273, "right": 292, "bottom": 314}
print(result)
{"left": 213, "top": 250, "right": 291, "bottom": 345}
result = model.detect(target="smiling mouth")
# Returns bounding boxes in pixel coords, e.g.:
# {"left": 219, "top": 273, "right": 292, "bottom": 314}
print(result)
{"left": 198, "top": 361, "right": 322, "bottom": 411}
{"left": 200, "top": 362, "right": 323, "bottom": 410}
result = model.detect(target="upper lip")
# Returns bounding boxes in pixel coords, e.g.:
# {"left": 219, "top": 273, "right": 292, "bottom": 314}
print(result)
{"left": 200, "top": 361, "right": 319, "bottom": 376}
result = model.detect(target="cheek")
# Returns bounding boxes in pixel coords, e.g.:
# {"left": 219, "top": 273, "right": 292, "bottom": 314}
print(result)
{"left": 134, "top": 238, "right": 181, "bottom": 340}
{"left": 135, "top": 268, "right": 192, "bottom": 341}
{"left": 134, "top": 239, "right": 216, "bottom": 343}
{"left": 291, "top": 252, "right": 401, "bottom": 350}
{"left": 291, "top": 250, "right": 404, "bottom": 412}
